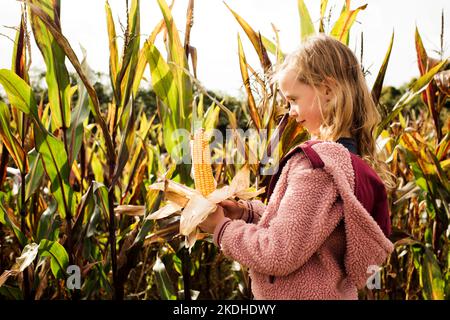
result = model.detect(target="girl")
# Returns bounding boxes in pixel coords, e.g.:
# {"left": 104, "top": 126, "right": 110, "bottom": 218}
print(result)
{"left": 199, "top": 34, "right": 395, "bottom": 300}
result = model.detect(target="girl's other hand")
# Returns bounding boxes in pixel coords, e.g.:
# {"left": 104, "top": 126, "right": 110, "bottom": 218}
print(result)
{"left": 219, "top": 199, "right": 246, "bottom": 220}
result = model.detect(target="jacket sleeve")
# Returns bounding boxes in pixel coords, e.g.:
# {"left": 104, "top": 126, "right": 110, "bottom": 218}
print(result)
{"left": 214, "top": 153, "right": 343, "bottom": 276}
{"left": 240, "top": 199, "right": 266, "bottom": 224}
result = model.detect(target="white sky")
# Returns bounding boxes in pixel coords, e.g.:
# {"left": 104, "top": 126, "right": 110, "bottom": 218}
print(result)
{"left": 0, "top": 0, "right": 449, "bottom": 97}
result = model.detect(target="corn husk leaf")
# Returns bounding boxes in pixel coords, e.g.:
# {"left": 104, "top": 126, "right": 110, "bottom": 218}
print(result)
{"left": 114, "top": 205, "right": 145, "bottom": 216}
{"left": 146, "top": 202, "right": 183, "bottom": 220}
{"left": 0, "top": 243, "right": 40, "bottom": 288}
{"left": 179, "top": 193, "right": 217, "bottom": 236}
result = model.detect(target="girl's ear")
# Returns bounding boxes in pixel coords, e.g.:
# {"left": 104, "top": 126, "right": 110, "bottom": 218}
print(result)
{"left": 321, "top": 77, "right": 335, "bottom": 100}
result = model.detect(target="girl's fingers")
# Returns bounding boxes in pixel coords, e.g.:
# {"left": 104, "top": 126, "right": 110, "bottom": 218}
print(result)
{"left": 219, "top": 199, "right": 239, "bottom": 208}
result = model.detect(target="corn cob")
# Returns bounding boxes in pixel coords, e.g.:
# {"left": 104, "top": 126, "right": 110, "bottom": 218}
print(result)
{"left": 192, "top": 128, "right": 216, "bottom": 196}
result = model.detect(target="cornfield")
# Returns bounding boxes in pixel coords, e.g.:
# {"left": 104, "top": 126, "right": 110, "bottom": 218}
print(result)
{"left": 0, "top": 0, "right": 449, "bottom": 301}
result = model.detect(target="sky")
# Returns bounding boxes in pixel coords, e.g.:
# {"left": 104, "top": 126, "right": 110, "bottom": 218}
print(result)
{"left": 0, "top": 0, "right": 449, "bottom": 97}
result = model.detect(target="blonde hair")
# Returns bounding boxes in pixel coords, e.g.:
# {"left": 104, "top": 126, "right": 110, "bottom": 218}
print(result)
{"left": 273, "top": 34, "right": 396, "bottom": 190}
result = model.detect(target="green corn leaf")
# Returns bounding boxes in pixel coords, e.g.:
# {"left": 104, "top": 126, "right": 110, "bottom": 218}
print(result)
{"left": 372, "top": 31, "right": 394, "bottom": 106}
{"left": 92, "top": 182, "right": 109, "bottom": 223}
{"left": 421, "top": 247, "right": 445, "bottom": 300}
{"left": 152, "top": 256, "right": 177, "bottom": 300}
{"left": 132, "top": 41, "right": 150, "bottom": 98}
{"left": 204, "top": 104, "right": 220, "bottom": 133}
{"left": 116, "top": 0, "right": 141, "bottom": 111}
{"left": 105, "top": 1, "right": 119, "bottom": 100}
{"left": 297, "top": 0, "right": 315, "bottom": 41}
{"left": 0, "top": 69, "right": 37, "bottom": 117}
{"left": 0, "top": 69, "right": 74, "bottom": 220}
{"left": 34, "top": 125, "right": 74, "bottom": 220}
{"left": 260, "top": 34, "right": 284, "bottom": 63}
{"left": 0, "top": 193, "right": 27, "bottom": 247}
{"left": 111, "top": 99, "right": 135, "bottom": 189}
{"left": 0, "top": 101, "right": 26, "bottom": 171}
{"left": 29, "top": 0, "right": 71, "bottom": 130}
{"left": 376, "top": 59, "right": 447, "bottom": 137}
{"left": 67, "top": 51, "right": 91, "bottom": 167}
{"left": 133, "top": 189, "right": 162, "bottom": 246}
{"left": 38, "top": 239, "right": 69, "bottom": 280}
{"left": 36, "top": 200, "right": 59, "bottom": 243}
{"left": 146, "top": 43, "right": 183, "bottom": 160}
{"left": 330, "top": 3, "right": 367, "bottom": 45}
{"left": 157, "top": 0, "right": 192, "bottom": 131}
{"left": 28, "top": 2, "right": 115, "bottom": 160}
{"left": 25, "top": 149, "right": 44, "bottom": 201}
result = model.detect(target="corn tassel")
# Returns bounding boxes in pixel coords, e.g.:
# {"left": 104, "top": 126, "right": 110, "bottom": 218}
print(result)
{"left": 192, "top": 128, "right": 216, "bottom": 196}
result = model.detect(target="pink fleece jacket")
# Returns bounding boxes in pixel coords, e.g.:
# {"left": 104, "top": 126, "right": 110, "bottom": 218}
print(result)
{"left": 213, "top": 141, "right": 394, "bottom": 300}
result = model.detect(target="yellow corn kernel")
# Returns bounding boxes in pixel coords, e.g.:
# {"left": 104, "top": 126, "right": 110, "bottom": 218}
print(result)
{"left": 192, "top": 128, "right": 215, "bottom": 196}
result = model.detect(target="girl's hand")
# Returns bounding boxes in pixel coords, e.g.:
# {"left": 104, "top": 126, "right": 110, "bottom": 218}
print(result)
{"left": 219, "top": 199, "right": 246, "bottom": 220}
{"left": 199, "top": 205, "right": 226, "bottom": 234}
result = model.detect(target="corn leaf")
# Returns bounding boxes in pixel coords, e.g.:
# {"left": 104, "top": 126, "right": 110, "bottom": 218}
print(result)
{"left": 133, "top": 189, "right": 163, "bottom": 246}
{"left": 376, "top": 60, "right": 448, "bottom": 137}
{"left": 436, "top": 133, "right": 449, "bottom": 161}
{"left": 12, "top": 13, "right": 28, "bottom": 83}
{"left": 421, "top": 247, "right": 445, "bottom": 300}
{"left": 116, "top": 0, "right": 141, "bottom": 111}
{"left": 330, "top": 3, "right": 367, "bottom": 45}
{"left": 93, "top": 182, "right": 109, "bottom": 220}
{"left": 38, "top": 239, "right": 69, "bottom": 280}
{"left": 10, "top": 13, "right": 29, "bottom": 143}
{"left": 157, "top": 0, "right": 192, "bottom": 130}
{"left": 34, "top": 126, "right": 74, "bottom": 220}
{"left": 238, "top": 34, "right": 261, "bottom": 130}
{"left": 297, "top": 0, "right": 315, "bottom": 41}
{"left": 111, "top": 99, "right": 135, "bottom": 189}
{"left": 146, "top": 43, "right": 183, "bottom": 160}
{"left": 261, "top": 34, "right": 284, "bottom": 63}
{"left": 29, "top": 0, "right": 71, "bottom": 130}
{"left": 67, "top": 51, "right": 92, "bottom": 167}
{"left": 319, "top": 0, "right": 329, "bottom": 33}
{"left": 415, "top": 27, "right": 440, "bottom": 136}
{"left": 372, "top": 31, "right": 394, "bottom": 106}
{"left": 203, "top": 104, "right": 220, "bottom": 133}
{"left": 105, "top": 1, "right": 119, "bottom": 100}
{"left": 36, "top": 200, "right": 58, "bottom": 242}
{"left": 224, "top": 2, "right": 271, "bottom": 71}
{"left": 415, "top": 27, "right": 429, "bottom": 76}
{"left": 0, "top": 194, "right": 27, "bottom": 246}
{"left": 0, "top": 69, "right": 74, "bottom": 220}
{"left": 25, "top": 149, "right": 44, "bottom": 201}
{"left": 28, "top": 2, "right": 115, "bottom": 160}
{"left": 152, "top": 256, "right": 177, "bottom": 300}
{"left": 0, "top": 69, "right": 38, "bottom": 117}
{"left": 0, "top": 101, "right": 26, "bottom": 171}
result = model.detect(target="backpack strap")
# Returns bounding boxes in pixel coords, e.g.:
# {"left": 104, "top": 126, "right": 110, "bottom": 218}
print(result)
{"left": 265, "top": 140, "right": 324, "bottom": 202}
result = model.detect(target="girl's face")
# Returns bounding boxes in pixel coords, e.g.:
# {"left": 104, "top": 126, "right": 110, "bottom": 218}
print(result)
{"left": 279, "top": 69, "right": 330, "bottom": 136}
